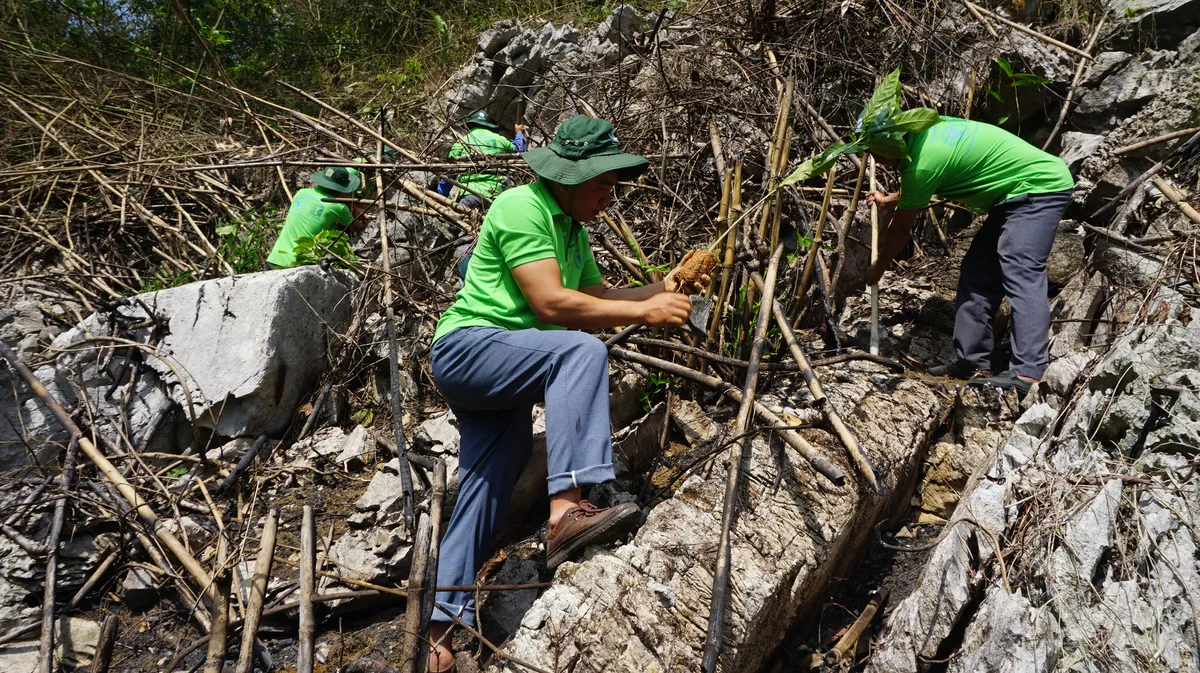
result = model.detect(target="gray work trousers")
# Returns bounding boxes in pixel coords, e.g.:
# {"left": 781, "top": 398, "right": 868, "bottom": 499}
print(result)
{"left": 954, "top": 189, "right": 1072, "bottom": 379}
{"left": 429, "top": 326, "right": 615, "bottom": 625}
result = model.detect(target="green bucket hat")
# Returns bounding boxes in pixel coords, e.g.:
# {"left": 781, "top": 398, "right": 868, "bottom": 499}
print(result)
{"left": 465, "top": 109, "right": 501, "bottom": 132}
{"left": 523, "top": 115, "right": 649, "bottom": 186}
{"left": 310, "top": 166, "right": 361, "bottom": 194}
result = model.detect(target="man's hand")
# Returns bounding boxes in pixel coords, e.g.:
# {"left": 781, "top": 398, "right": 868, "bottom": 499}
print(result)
{"left": 866, "top": 261, "right": 886, "bottom": 286}
{"left": 664, "top": 251, "right": 713, "bottom": 294}
{"left": 866, "top": 190, "right": 899, "bottom": 209}
{"left": 639, "top": 293, "right": 691, "bottom": 327}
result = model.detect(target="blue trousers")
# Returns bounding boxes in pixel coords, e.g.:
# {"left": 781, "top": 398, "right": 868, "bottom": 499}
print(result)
{"left": 429, "top": 326, "right": 615, "bottom": 625}
{"left": 954, "top": 189, "right": 1072, "bottom": 379}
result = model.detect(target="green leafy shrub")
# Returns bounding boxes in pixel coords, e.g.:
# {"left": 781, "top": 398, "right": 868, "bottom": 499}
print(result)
{"left": 291, "top": 229, "right": 358, "bottom": 269}
{"left": 781, "top": 68, "right": 942, "bottom": 186}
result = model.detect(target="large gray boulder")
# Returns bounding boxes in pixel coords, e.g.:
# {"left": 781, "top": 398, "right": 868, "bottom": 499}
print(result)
{"left": 52, "top": 266, "right": 353, "bottom": 439}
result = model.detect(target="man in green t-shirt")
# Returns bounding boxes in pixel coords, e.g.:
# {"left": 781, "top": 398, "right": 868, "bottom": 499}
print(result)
{"left": 866, "top": 118, "right": 1074, "bottom": 394}
{"left": 446, "top": 109, "right": 522, "bottom": 208}
{"left": 266, "top": 167, "right": 364, "bottom": 269}
{"left": 425, "top": 115, "right": 705, "bottom": 673}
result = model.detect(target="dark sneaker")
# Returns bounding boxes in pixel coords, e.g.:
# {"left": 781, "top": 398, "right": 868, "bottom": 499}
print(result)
{"left": 968, "top": 371, "right": 1035, "bottom": 396}
{"left": 927, "top": 359, "right": 981, "bottom": 379}
{"left": 546, "top": 500, "right": 639, "bottom": 570}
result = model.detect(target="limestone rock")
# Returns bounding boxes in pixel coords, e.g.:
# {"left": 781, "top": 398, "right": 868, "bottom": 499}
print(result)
{"left": 487, "top": 365, "right": 942, "bottom": 673}
{"left": 121, "top": 566, "right": 160, "bottom": 609}
{"left": 1074, "top": 50, "right": 1187, "bottom": 132}
{"left": 54, "top": 617, "right": 101, "bottom": 669}
{"left": 415, "top": 411, "right": 460, "bottom": 454}
{"left": 1058, "top": 132, "right": 1105, "bottom": 174}
{"left": 51, "top": 266, "right": 353, "bottom": 440}
{"left": 480, "top": 556, "right": 541, "bottom": 647}
{"left": 1047, "top": 222, "right": 1085, "bottom": 287}
{"left": 946, "top": 589, "right": 1061, "bottom": 673}
{"left": 335, "top": 425, "right": 376, "bottom": 469}
{"left": 330, "top": 521, "right": 413, "bottom": 584}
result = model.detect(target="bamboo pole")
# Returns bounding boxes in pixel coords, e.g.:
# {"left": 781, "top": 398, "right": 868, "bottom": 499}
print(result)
{"left": 706, "top": 167, "right": 738, "bottom": 363}
{"left": 794, "top": 163, "right": 839, "bottom": 317}
{"left": 378, "top": 113, "right": 415, "bottom": 531}
{"left": 701, "top": 244, "right": 784, "bottom": 673}
{"left": 754, "top": 274, "right": 881, "bottom": 492}
{"left": 38, "top": 436, "right": 78, "bottom": 673}
{"left": 608, "top": 347, "right": 845, "bottom": 485}
{"left": 400, "top": 512, "right": 432, "bottom": 673}
{"left": 421, "top": 460, "right": 447, "bottom": 634}
{"left": 296, "top": 506, "right": 316, "bottom": 673}
{"left": 868, "top": 157, "right": 881, "bottom": 356}
{"left": 1152, "top": 176, "right": 1200, "bottom": 226}
{"left": 234, "top": 508, "right": 277, "bottom": 673}
{"left": 88, "top": 616, "right": 119, "bottom": 673}
{"left": 0, "top": 344, "right": 214, "bottom": 593}
{"left": 1114, "top": 127, "right": 1200, "bottom": 156}
{"left": 203, "top": 536, "right": 231, "bottom": 673}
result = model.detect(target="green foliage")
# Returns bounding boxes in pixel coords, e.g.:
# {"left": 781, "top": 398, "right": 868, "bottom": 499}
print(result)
{"left": 215, "top": 207, "right": 278, "bottom": 274}
{"left": 352, "top": 407, "right": 374, "bottom": 427}
{"left": 640, "top": 371, "right": 671, "bottom": 413}
{"left": 291, "top": 229, "right": 358, "bottom": 269}
{"left": 141, "top": 268, "right": 195, "bottom": 293}
{"left": 987, "top": 57, "right": 1052, "bottom": 125}
{"left": 781, "top": 68, "right": 941, "bottom": 186}
{"left": 995, "top": 57, "right": 1052, "bottom": 87}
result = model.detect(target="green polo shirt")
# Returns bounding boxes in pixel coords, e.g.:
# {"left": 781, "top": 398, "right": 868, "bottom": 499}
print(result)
{"left": 267, "top": 187, "right": 353, "bottom": 267}
{"left": 449, "top": 127, "right": 518, "bottom": 199}
{"left": 434, "top": 179, "right": 604, "bottom": 342}
{"left": 898, "top": 117, "right": 1074, "bottom": 213}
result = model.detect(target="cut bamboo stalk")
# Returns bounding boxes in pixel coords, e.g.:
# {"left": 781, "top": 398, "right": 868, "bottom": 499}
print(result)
{"left": 378, "top": 114, "right": 415, "bottom": 531}
{"left": 754, "top": 275, "right": 881, "bottom": 493}
{"left": 0, "top": 344, "right": 214, "bottom": 595}
{"left": 1152, "top": 176, "right": 1200, "bottom": 226}
{"left": 400, "top": 512, "right": 433, "bottom": 673}
{"left": 420, "top": 460, "right": 447, "bottom": 635}
{"left": 234, "top": 508, "right": 278, "bottom": 673}
{"left": 39, "top": 436, "right": 78, "bottom": 673}
{"left": 705, "top": 167, "right": 738, "bottom": 363}
{"left": 89, "top": 615, "right": 119, "bottom": 673}
{"left": 868, "top": 156, "right": 881, "bottom": 356}
{"left": 1114, "top": 127, "right": 1200, "bottom": 156}
{"left": 795, "top": 163, "right": 839, "bottom": 317}
{"left": 297, "top": 506, "right": 316, "bottom": 673}
{"left": 825, "top": 587, "right": 889, "bottom": 666}
{"left": 701, "top": 244, "right": 785, "bottom": 673}
{"left": 709, "top": 117, "right": 726, "bottom": 182}
{"left": 769, "top": 125, "right": 794, "bottom": 253}
{"left": 204, "top": 535, "right": 231, "bottom": 673}
{"left": 692, "top": 169, "right": 733, "bottom": 370}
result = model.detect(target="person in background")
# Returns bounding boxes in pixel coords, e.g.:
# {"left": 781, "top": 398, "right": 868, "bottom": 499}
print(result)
{"left": 866, "top": 117, "right": 1074, "bottom": 395}
{"left": 265, "top": 166, "right": 364, "bottom": 269}
{"left": 437, "top": 109, "right": 526, "bottom": 210}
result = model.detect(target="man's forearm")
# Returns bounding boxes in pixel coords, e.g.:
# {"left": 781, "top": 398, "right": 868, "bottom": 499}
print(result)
{"left": 537, "top": 288, "right": 648, "bottom": 330}
{"left": 600, "top": 281, "right": 665, "bottom": 302}
{"left": 876, "top": 209, "right": 918, "bottom": 270}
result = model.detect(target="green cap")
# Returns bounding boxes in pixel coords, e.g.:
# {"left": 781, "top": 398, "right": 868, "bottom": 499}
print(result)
{"left": 523, "top": 115, "right": 649, "bottom": 186}
{"left": 310, "top": 166, "right": 362, "bottom": 193}
{"left": 465, "top": 109, "right": 501, "bottom": 132}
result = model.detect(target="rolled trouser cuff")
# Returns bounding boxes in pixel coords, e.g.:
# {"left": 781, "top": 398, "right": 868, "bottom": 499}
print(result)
{"left": 433, "top": 599, "right": 476, "bottom": 626}
{"left": 546, "top": 462, "right": 615, "bottom": 494}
